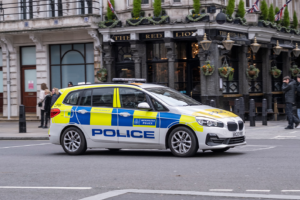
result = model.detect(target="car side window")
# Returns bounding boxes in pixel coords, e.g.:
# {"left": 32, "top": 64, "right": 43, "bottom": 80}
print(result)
{"left": 119, "top": 88, "right": 148, "bottom": 109}
{"left": 79, "top": 90, "right": 92, "bottom": 106}
{"left": 63, "top": 91, "right": 81, "bottom": 105}
{"left": 92, "top": 88, "right": 114, "bottom": 107}
{"left": 151, "top": 97, "right": 168, "bottom": 111}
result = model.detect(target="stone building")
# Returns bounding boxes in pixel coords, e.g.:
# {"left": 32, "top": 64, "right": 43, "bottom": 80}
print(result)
{"left": 0, "top": 0, "right": 102, "bottom": 119}
{"left": 99, "top": 0, "right": 300, "bottom": 112}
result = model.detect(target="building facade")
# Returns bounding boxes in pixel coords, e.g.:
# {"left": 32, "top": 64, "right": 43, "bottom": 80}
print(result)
{"left": 99, "top": 0, "right": 300, "bottom": 111}
{"left": 0, "top": 0, "right": 102, "bottom": 119}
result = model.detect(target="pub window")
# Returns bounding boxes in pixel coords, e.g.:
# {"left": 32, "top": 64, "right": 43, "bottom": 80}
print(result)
{"left": 222, "top": 47, "right": 239, "bottom": 94}
{"left": 50, "top": 43, "right": 94, "bottom": 89}
{"left": 142, "top": 0, "right": 149, "bottom": 4}
{"left": 147, "top": 43, "right": 167, "bottom": 61}
{"left": 115, "top": 44, "right": 134, "bottom": 78}
{"left": 175, "top": 42, "right": 187, "bottom": 59}
{"left": 19, "top": 0, "right": 33, "bottom": 20}
{"left": 48, "top": 0, "right": 63, "bottom": 17}
{"left": 272, "top": 53, "right": 283, "bottom": 92}
{"left": 248, "top": 47, "right": 263, "bottom": 93}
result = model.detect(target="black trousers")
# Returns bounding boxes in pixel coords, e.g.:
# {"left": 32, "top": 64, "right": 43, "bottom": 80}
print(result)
{"left": 286, "top": 103, "right": 299, "bottom": 127}
{"left": 40, "top": 109, "right": 45, "bottom": 126}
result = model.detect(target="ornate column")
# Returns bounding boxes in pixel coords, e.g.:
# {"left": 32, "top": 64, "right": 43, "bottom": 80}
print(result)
{"left": 103, "top": 43, "right": 114, "bottom": 82}
{"left": 130, "top": 40, "right": 141, "bottom": 78}
{"left": 262, "top": 47, "right": 273, "bottom": 111}
{"left": 239, "top": 45, "right": 250, "bottom": 111}
{"left": 88, "top": 29, "right": 102, "bottom": 83}
{"left": 164, "top": 38, "right": 176, "bottom": 89}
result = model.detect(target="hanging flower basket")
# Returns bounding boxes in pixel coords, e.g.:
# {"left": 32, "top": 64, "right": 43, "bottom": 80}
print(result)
{"left": 186, "top": 14, "right": 209, "bottom": 23}
{"left": 246, "top": 65, "right": 260, "bottom": 80}
{"left": 96, "top": 68, "right": 108, "bottom": 82}
{"left": 290, "top": 65, "right": 300, "bottom": 77}
{"left": 201, "top": 60, "right": 215, "bottom": 76}
{"left": 270, "top": 66, "right": 282, "bottom": 79}
{"left": 218, "top": 64, "right": 235, "bottom": 81}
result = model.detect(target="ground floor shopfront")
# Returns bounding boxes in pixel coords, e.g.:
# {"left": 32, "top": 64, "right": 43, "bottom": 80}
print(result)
{"left": 0, "top": 28, "right": 101, "bottom": 118}
{"left": 100, "top": 24, "right": 300, "bottom": 112}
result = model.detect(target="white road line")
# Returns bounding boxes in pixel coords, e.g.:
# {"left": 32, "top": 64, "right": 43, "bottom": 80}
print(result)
{"left": 282, "top": 190, "right": 300, "bottom": 192}
{"left": 273, "top": 136, "right": 297, "bottom": 139}
{"left": 246, "top": 190, "right": 270, "bottom": 192}
{"left": 0, "top": 143, "right": 50, "bottom": 149}
{"left": 0, "top": 186, "right": 91, "bottom": 190}
{"left": 289, "top": 131, "right": 298, "bottom": 134}
{"left": 80, "top": 189, "right": 300, "bottom": 200}
{"left": 209, "top": 189, "right": 233, "bottom": 192}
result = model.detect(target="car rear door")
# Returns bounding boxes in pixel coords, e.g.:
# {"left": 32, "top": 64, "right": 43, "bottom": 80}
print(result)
{"left": 117, "top": 87, "right": 160, "bottom": 144}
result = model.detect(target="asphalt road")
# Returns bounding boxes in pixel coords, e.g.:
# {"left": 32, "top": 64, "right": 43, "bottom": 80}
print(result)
{"left": 0, "top": 139, "right": 300, "bottom": 200}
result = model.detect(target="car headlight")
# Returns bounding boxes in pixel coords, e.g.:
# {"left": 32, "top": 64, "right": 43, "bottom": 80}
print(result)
{"left": 196, "top": 117, "right": 224, "bottom": 128}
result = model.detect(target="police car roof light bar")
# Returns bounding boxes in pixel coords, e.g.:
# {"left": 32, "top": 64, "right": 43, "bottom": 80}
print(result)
{"left": 112, "top": 78, "right": 146, "bottom": 83}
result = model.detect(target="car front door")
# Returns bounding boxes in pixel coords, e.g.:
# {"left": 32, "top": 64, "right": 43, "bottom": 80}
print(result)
{"left": 117, "top": 87, "right": 160, "bottom": 144}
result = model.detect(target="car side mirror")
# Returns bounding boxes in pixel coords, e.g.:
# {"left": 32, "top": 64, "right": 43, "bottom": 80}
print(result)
{"left": 137, "top": 102, "right": 152, "bottom": 111}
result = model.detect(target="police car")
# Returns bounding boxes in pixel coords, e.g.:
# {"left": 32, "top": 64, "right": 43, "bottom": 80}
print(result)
{"left": 49, "top": 78, "right": 246, "bottom": 157}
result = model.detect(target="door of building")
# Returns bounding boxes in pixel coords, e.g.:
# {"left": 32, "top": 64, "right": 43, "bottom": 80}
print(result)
{"left": 0, "top": 67, "right": 3, "bottom": 114}
{"left": 21, "top": 66, "right": 37, "bottom": 113}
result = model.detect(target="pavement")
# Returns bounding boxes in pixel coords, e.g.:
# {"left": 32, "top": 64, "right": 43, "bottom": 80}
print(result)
{"left": 0, "top": 120, "right": 299, "bottom": 140}
{"left": 0, "top": 139, "right": 300, "bottom": 200}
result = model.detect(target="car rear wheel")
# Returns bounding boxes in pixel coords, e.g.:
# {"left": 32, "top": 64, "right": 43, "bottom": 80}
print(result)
{"left": 211, "top": 148, "right": 230, "bottom": 153}
{"left": 168, "top": 127, "right": 198, "bottom": 157}
{"left": 61, "top": 127, "right": 87, "bottom": 155}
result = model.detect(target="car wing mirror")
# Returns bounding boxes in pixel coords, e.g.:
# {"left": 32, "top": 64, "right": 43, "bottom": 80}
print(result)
{"left": 137, "top": 102, "right": 152, "bottom": 111}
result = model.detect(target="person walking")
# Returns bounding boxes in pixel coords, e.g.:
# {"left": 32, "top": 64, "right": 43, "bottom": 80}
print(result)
{"left": 43, "top": 89, "right": 52, "bottom": 129}
{"left": 282, "top": 76, "right": 299, "bottom": 129}
{"left": 296, "top": 74, "right": 300, "bottom": 121}
{"left": 38, "top": 83, "right": 48, "bottom": 128}
{"left": 50, "top": 88, "right": 60, "bottom": 108}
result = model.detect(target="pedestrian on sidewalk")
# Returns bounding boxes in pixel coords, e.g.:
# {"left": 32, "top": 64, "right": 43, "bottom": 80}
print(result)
{"left": 282, "top": 76, "right": 299, "bottom": 129}
{"left": 296, "top": 74, "right": 300, "bottom": 121}
{"left": 50, "top": 88, "right": 60, "bottom": 108}
{"left": 43, "top": 89, "right": 52, "bottom": 129}
{"left": 38, "top": 83, "right": 48, "bottom": 128}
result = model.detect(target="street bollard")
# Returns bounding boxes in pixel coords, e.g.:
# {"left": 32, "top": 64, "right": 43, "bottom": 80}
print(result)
{"left": 262, "top": 98, "right": 267, "bottom": 125}
{"left": 210, "top": 99, "right": 216, "bottom": 108}
{"left": 249, "top": 99, "right": 255, "bottom": 127}
{"left": 234, "top": 99, "right": 239, "bottom": 116}
{"left": 19, "top": 105, "right": 26, "bottom": 133}
{"left": 239, "top": 97, "right": 245, "bottom": 122}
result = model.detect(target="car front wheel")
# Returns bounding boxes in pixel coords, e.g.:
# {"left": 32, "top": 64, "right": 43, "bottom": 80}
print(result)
{"left": 61, "top": 127, "right": 87, "bottom": 155}
{"left": 168, "top": 127, "right": 198, "bottom": 157}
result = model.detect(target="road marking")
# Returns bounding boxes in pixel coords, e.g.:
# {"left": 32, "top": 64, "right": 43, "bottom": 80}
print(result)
{"left": 289, "top": 131, "right": 298, "bottom": 133}
{"left": 234, "top": 145, "right": 276, "bottom": 152}
{"left": 209, "top": 189, "right": 233, "bottom": 192}
{"left": 273, "top": 136, "right": 297, "bottom": 139}
{"left": 0, "top": 186, "right": 91, "bottom": 190}
{"left": 80, "top": 189, "right": 300, "bottom": 200}
{"left": 246, "top": 190, "right": 270, "bottom": 192}
{"left": 0, "top": 143, "right": 50, "bottom": 149}
{"left": 282, "top": 190, "right": 300, "bottom": 192}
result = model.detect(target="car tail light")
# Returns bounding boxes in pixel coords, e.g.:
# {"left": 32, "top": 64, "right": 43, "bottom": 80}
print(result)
{"left": 50, "top": 108, "right": 60, "bottom": 118}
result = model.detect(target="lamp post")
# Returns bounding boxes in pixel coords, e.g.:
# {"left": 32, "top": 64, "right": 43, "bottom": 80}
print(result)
{"left": 293, "top": 43, "right": 300, "bottom": 57}
{"left": 222, "top": 33, "right": 235, "bottom": 51}
{"left": 273, "top": 40, "right": 282, "bottom": 55}
{"left": 250, "top": 37, "right": 261, "bottom": 54}
{"left": 199, "top": 33, "right": 212, "bottom": 60}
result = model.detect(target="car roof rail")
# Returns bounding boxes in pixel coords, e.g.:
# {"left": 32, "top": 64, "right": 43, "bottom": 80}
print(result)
{"left": 112, "top": 78, "right": 146, "bottom": 83}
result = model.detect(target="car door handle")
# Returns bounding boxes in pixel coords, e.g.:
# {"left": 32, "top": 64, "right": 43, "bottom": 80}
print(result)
{"left": 120, "top": 112, "right": 131, "bottom": 117}
{"left": 77, "top": 109, "right": 89, "bottom": 114}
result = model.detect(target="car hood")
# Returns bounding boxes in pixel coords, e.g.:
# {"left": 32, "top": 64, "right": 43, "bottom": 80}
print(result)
{"left": 175, "top": 105, "right": 238, "bottom": 119}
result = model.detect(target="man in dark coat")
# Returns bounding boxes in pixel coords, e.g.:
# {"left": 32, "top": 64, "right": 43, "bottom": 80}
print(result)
{"left": 296, "top": 74, "right": 300, "bottom": 121}
{"left": 282, "top": 76, "right": 299, "bottom": 129}
{"left": 43, "top": 91, "right": 52, "bottom": 129}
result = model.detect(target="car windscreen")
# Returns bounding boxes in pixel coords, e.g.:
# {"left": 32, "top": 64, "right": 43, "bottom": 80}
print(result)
{"left": 145, "top": 87, "right": 201, "bottom": 106}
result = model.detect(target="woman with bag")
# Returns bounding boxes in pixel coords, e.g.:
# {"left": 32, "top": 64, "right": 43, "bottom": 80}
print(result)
{"left": 38, "top": 83, "right": 48, "bottom": 128}
{"left": 43, "top": 89, "right": 52, "bottom": 129}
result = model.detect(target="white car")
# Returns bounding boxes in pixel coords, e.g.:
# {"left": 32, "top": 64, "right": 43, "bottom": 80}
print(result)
{"left": 49, "top": 79, "right": 246, "bottom": 157}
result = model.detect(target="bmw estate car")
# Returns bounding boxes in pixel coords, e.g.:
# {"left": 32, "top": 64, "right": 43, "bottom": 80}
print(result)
{"left": 49, "top": 78, "right": 246, "bottom": 157}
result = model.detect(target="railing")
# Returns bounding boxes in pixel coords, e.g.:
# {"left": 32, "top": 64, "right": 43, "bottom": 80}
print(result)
{"left": 0, "top": 0, "right": 100, "bottom": 21}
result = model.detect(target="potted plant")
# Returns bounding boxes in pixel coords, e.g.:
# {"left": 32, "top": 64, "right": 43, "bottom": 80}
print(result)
{"left": 99, "top": 0, "right": 122, "bottom": 28}
{"left": 270, "top": 66, "right": 282, "bottom": 78}
{"left": 186, "top": 0, "right": 209, "bottom": 23}
{"left": 258, "top": 0, "right": 269, "bottom": 27}
{"left": 226, "top": 0, "right": 235, "bottom": 23}
{"left": 246, "top": 65, "right": 260, "bottom": 80}
{"left": 201, "top": 61, "right": 215, "bottom": 76}
{"left": 280, "top": 8, "right": 290, "bottom": 33}
{"left": 291, "top": 11, "right": 298, "bottom": 34}
{"left": 149, "top": 0, "right": 170, "bottom": 25}
{"left": 97, "top": 68, "right": 108, "bottom": 82}
{"left": 290, "top": 65, "right": 300, "bottom": 77}
{"left": 126, "top": 0, "right": 149, "bottom": 26}
{"left": 218, "top": 64, "right": 235, "bottom": 81}
{"left": 234, "top": 0, "right": 247, "bottom": 25}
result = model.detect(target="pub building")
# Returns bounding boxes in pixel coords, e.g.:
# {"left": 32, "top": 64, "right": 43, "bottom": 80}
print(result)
{"left": 100, "top": 24, "right": 300, "bottom": 115}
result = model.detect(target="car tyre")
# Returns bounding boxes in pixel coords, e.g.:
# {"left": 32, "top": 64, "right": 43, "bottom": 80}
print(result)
{"left": 211, "top": 148, "right": 230, "bottom": 153}
{"left": 168, "top": 127, "right": 198, "bottom": 157}
{"left": 61, "top": 127, "right": 87, "bottom": 155}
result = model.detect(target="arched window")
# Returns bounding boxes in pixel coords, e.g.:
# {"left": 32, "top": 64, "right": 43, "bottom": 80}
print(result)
{"left": 50, "top": 43, "right": 94, "bottom": 89}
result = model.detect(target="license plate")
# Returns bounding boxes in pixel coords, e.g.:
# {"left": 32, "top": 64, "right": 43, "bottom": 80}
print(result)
{"left": 233, "top": 131, "right": 243, "bottom": 137}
